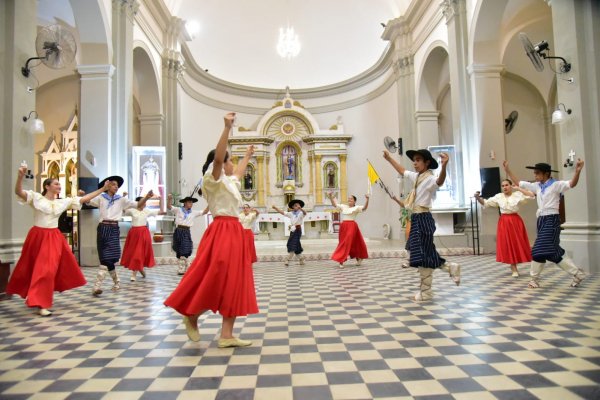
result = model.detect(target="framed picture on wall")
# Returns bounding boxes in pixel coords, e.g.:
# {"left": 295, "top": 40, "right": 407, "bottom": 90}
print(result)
{"left": 428, "top": 145, "right": 459, "bottom": 208}
{"left": 132, "top": 146, "right": 166, "bottom": 209}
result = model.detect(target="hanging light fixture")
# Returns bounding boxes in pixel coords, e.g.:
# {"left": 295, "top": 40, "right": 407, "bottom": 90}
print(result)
{"left": 277, "top": 25, "right": 301, "bottom": 59}
{"left": 22, "top": 111, "right": 45, "bottom": 134}
{"left": 551, "top": 103, "right": 572, "bottom": 125}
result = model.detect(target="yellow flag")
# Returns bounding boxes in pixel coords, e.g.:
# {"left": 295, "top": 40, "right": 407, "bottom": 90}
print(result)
{"left": 367, "top": 161, "right": 380, "bottom": 185}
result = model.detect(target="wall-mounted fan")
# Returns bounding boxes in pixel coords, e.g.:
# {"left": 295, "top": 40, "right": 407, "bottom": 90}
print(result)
{"left": 22, "top": 24, "right": 77, "bottom": 78}
{"left": 384, "top": 136, "right": 403, "bottom": 155}
{"left": 504, "top": 110, "right": 518, "bottom": 134}
{"left": 519, "top": 32, "right": 571, "bottom": 73}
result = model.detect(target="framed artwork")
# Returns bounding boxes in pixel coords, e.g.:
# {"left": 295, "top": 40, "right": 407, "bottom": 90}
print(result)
{"left": 132, "top": 146, "right": 166, "bottom": 209}
{"left": 428, "top": 145, "right": 459, "bottom": 208}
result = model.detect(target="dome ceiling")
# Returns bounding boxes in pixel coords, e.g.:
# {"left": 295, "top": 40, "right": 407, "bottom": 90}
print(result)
{"left": 169, "top": 0, "right": 411, "bottom": 90}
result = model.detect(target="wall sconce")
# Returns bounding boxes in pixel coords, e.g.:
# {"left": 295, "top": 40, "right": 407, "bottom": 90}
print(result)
{"left": 551, "top": 103, "right": 572, "bottom": 125}
{"left": 22, "top": 111, "right": 45, "bottom": 134}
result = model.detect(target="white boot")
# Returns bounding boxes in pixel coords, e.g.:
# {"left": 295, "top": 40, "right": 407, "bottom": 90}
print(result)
{"left": 109, "top": 270, "right": 120, "bottom": 291}
{"left": 356, "top": 258, "right": 363, "bottom": 266}
{"left": 92, "top": 265, "right": 108, "bottom": 296}
{"left": 298, "top": 254, "right": 306, "bottom": 265}
{"left": 130, "top": 271, "right": 136, "bottom": 282}
{"left": 177, "top": 257, "right": 186, "bottom": 275}
{"left": 414, "top": 267, "right": 433, "bottom": 301}
{"left": 440, "top": 262, "right": 461, "bottom": 286}
{"left": 557, "top": 258, "right": 586, "bottom": 287}
{"left": 528, "top": 261, "right": 545, "bottom": 288}
{"left": 284, "top": 252, "right": 294, "bottom": 266}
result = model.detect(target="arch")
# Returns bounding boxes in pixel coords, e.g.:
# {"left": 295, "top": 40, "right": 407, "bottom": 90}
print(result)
{"left": 416, "top": 43, "right": 450, "bottom": 111}
{"left": 469, "top": 0, "right": 508, "bottom": 65}
{"left": 133, "top": 42, "right": 162, "bottom": 114}
{"left": 69, "top": 0, "right": 112, "bottom": 64}
{"left": 275, "top": 141, "right": 303, "bottom": 184}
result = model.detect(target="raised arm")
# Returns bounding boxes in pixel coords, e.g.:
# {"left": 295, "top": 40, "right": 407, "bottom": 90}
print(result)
{"left": 362, "top": 194, "right": 370, "bottom": 212}
{"left": 327, "top": 192, "right": 339, "bottom": 208}
{"left": 234, "top": 145, "right": 255, "bottom": 180}
{"left": 299, "top": 207, "right": 307, "bottom": 216}
{"left": 391, "top": 195, "right": 405, "bottom": 208}
{"left": 253, "top": 208, "right": 260, "bottom": 216}
{"left": 79, "top": 181, "right": 111, "bottom": 204}
{"left": 272, "top": 205, "right": 285, "bottom": 215}
{"left": 383, "top": 150, "right": 406, "bottom": 176}
{"left": 503, "top": 160, "right": 520, "bottom": 186}
{"left": 202, "top": 205, "right": 210, "bottom": 215}
{"left": 135, "top": 190, "right": 154, "bottom": 209}
{"left": 474, "top": 191, "right": 485, "bottom": 206}
{"left": 15, "top": 167, "right": 27, "bottom": 202}
{"left": 212, "top": 112, "right": 236, "bottom": 181}
{"left": 436, "top": 153, "right": 448, "bottom": 186}
{"left": 512, "top": 185, "right": 535, "bottom": 198}
{"left": 569, "top": 159, "right": 584, "bottom": 188}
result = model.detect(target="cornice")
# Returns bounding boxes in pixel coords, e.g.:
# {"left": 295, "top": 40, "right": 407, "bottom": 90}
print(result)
{"left": 181, "top": 43, "right": 394, "bottom": 100}
{"left": 134, "top": 4, "right": 164, "bottom": 56}
{"left": 229, "top": 137, "right": 275, "bottom": 145}
{"left": 302, "top": 136, "right": 353, "bottom": 144}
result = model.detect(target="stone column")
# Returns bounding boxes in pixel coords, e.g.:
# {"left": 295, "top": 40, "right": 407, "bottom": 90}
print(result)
{"left": 443, "top": 0, "right": 477, "bottom": 203}
{"left": 111, "top": 0, "right": 137, "bottom": 190}
{"left": 339, "top": 154, "right": 348, "bottom": 202}
{"left": 138, "top": 113, "right": 164, "bottom": 145}
{"left": 308, "top": 154, "right": 314, "bottom": 200}
{"left": 0, "top": 0, "right": 36, "bottom": 262}
{"left": 266, "top": 156, "right": 271, "bottom": 198}
{"left": 256, "top": 155, "right": 265, "bottom": 206}
{"left": 548, "top": 0, "right": 600, "bottom": 272}
{"left": 314, "top": 155, "right": 323, "bottom": 205}
{"left": 414, "top": 111, "right": 441, "bottom": 148}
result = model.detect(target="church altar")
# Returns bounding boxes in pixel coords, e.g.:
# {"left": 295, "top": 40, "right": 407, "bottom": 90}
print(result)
{"left": 257, "top": 212, "right": 333, "bottom": 236}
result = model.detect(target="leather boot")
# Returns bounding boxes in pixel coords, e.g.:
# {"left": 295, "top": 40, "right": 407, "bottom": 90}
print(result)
{"left": 109, "top": 269, "right": 120, "bottom": 291}
{"left": 92, "top": 265, "right": 108, "bottom": 296}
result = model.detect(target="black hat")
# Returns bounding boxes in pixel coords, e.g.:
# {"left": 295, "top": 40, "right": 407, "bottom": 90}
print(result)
{"left": 135, "top": 196, "right": 143, "bottom": 202}
{"left": 179, "top": 196, "right": 198, "bottom": 203}
{"left": 98, "top": 175, "right": 124, "bottom": 189}
{"left": 526, "top": 162, "right": 558, "bottom": 173}
{"left": 405, "top": 149, "right": 439, "bottom": 170}
{"left": 288, "top": 199, "right": 305, "bottom": 209}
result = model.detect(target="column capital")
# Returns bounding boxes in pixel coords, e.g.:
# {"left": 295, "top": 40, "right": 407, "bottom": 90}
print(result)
{"left": 138, "top": 113, "right": 164, "bottom": 124}
{"left": 113, "top": 0, "right": 139, "bottom": 16}
{"left": 467, "top": 64, "right": 505, "bottom": 77}
{"left": 77, "top": 64, "right": 116, "bottom": 79}
{"left": 414, "top": 111, "right": 440, "bottom": 121}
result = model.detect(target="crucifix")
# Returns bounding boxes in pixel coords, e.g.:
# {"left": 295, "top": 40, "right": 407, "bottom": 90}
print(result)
{"left": 568, "top": 149, "right": 576, "bottom": 163}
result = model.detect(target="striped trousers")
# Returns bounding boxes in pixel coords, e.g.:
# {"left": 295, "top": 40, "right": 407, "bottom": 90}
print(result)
{"left": 172, "top": 227, "right": 193, "bottom": 258}
{"left": 97, "top": 224, "right": 121, "bottom": 270}
{"left": 531, "top": 214, "right": 565, "bottom": 264}
{"left": 287, "top": 228, "right": 303, "bottom": 254}
{"left": 408, "top": 212, "right": 445, "bottom": 269}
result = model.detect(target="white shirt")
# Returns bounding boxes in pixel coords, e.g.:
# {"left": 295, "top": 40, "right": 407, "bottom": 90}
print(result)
{"left": 403, "top": 170, "right": 439, "bottom": 209}
{"left": 88, "top": 194, "right": 138, "bottom": 222}
{"left": 483, "top": 191, "right": 531, "bottom": 214}
{"left": 19, "top": 190, "right": 81, "bottom": 228}
{"left": 202, "top": 173, "right": 243, "bottom": 217}
{"left": 285, "top": 211, "right": 305, "bottom": 231}
{"left": 520, "top": 179, "right": 570, "bottom": 217}
{"left": 239, "top": 211, "right": 258, "bottom": 229}
{"left": 171, "top": 207, "right": 204, "bottom": 226}
{"left": 125, "top": 208, "right": 160, "bottom": 227}
{"left": 338, "top": 204, "right": 364, "bottom": 221}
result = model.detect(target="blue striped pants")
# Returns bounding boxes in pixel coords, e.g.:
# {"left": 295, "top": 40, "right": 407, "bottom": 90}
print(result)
{"left": 531, "top": 214, "right": 565, "bottom": 264}
{"left": 287, "top": 228, "right": 303, "bottom": 254}
{"left": 408, "top": 212, "right": 445, "bottom": 269}
{"left": 97, "top": 224, "right": 121, "bottom": 270}
{"left": 172, "top": 227, "right": 193, "bottom": 258}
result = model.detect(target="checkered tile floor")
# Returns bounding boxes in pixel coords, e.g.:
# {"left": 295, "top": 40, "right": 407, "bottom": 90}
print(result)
{"left": 1, "top": 255, "right": 599, "bottom": 400}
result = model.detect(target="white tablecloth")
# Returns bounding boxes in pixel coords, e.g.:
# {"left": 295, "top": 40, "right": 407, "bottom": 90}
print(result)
{"left": 257, "top": 212, "right": 333, "bottom": 236}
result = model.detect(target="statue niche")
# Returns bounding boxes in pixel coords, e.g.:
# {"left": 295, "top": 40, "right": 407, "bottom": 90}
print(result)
{"left": 324, "top": 162, "right": 338, "bottom": 189}
{"left": 282, "top": 145, "right": 297, "bottom": 180}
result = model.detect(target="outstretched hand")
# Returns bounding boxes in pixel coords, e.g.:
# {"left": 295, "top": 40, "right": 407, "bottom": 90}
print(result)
{"left": 224, "top": 112, "right": 236, "bottom": 129}
{"left": 383, "top": 150, "right": 392, "bottom": 161}
{"left": 575, "top": 158, "right": 585, "bottom": 172}
{"left": 439, "top": 152, "right": 449, "bottom": 166}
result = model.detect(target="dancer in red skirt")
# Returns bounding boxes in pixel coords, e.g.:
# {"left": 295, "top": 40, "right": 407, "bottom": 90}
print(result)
{"left": 8, "top": 166, "right": 109, "bottom": 316}
{"left": 328, "top": 192, "right": 370, "bottom": 268}
{"left": 239, "top": 204, "right": 259, "bottom": 264}
{"left": 121, "top": 191, "right": 164, "bottom": 281}
{"left": 475, "top": 179, "right": 534, "bottom": 277}
{"left": 165, "top": 113, "right": 258, "bottom": 348}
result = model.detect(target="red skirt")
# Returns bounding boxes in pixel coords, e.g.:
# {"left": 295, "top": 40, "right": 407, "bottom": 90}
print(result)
{"left": 164, "top": 216, "right": 258, "bottom": 318}
{"left": 331, "top": 220, "right": 369, "bottom": 263}
{"left": 244, "top": 229, "right": 257, "bottom": 263}
{"left": 121, "top": 226, "right": 156, "bottom": 271}
{"left": 496, "top": 213, "right": 532, "bottom": 265}
{"left": 7, "top": 226, "right": 86, "bottom": 309}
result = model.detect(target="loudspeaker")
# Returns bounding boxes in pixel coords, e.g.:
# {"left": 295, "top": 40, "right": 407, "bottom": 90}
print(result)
{"left": 79, "top": 177, "right": 99, "bottom": 209}
{"left": 479, "top": 167, "right": 501, "bottom": 198}
{"left": 178, "top": 142, "right": 183, "bottom": 160}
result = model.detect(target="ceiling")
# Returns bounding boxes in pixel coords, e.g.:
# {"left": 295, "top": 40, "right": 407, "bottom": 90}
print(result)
{"left": 168, "top": 0, "right": 412, "bottom": 89}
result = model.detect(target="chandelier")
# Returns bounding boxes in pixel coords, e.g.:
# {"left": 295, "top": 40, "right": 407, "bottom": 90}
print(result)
{"left": 277, "top": 26, "right": 301, "bottom": 59}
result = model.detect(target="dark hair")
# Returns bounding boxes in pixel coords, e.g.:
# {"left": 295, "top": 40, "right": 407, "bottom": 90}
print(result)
{"left": 199, "top": 149, "right": 230, "bottom": 195}
{"left": 501, "top": 179, "right": 513, "bottom": 186}
{"left": 243, "top": 203, "right": 250, "bottom": 208}
{"left": 350, "top": 195, "right": 357, "bottom": 202}
{"left": 41, "top": 178, "right": 57, "bottom": 196}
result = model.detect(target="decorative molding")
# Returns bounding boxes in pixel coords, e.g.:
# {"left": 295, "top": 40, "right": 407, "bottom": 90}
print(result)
{"left": 302, "top": 136, "right": 353, "bottom": 144}
{"left": 467, "top": 64, "right": 505, "bottom": 77}
{"left": 440, "top": 0, "right": 461, "bottom": 22}
{"left": 77, "top": 64, "right": 116, "bottom": 80}
{"left": 229, "top": 137, "right": 275, "bottom": 146}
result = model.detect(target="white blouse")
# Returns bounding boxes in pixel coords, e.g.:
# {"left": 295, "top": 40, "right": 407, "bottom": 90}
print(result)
{"left": 239, "top": 212, "right": 258, "bottom": 229}
{"left": 520, "top": 179, "right": 571, "bottom": 217}
{"left": 202, "top": 173, "right": 243, "bottom": 217}
{"left": 285, "top": 211, "right": 305, "bottom": 228}
{"left": 125, "top": 208, "right": 160, "bottom": 227}
{"left": 88, "top": 195, "right": 138, "bottom": 222}
{"left": 19, "top": 190, "right": 81, "bottom": 229}
{"left": 403, "top": 170, "right": 439, "bottom": 209}
{"left": 171, "top": 207, "right": 204, "bottom": 227}
{"left": 483, "top": 191, "right": 531, "bottom": 214}
{"left": 338, "top": 204, "right": 364, "bottom": 221}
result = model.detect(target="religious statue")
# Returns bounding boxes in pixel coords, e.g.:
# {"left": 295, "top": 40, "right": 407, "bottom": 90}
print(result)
{"left": 68, "top": 163, "right": 78, "bottom": 196}
{"left": 244, "top": 170, "right": 253, "bottom": 190}
{"left": 141, "top": 156, "right": 160, "bottom": 195}
{"left": 326, "top": 165, "right": 336, "bottom": 188}
{"left": 284, "top": 154, "right": 295, "bottom": 179}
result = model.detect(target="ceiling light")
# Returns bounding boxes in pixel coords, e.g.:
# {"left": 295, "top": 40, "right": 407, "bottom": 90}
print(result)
{"left": 277, "top": 26, "right": 301, "bottom": 59}
{"left": 22, "top": 111, "right": 45, "bottom": 134}
{"left": 551, "top": 103, "right": 572, "bottom": 125}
